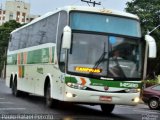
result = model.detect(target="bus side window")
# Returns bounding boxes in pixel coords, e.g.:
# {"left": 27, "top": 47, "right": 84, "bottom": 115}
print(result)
{"left": 11, "top": 32, "right": 19, "bottom": 51}
{"left": 46, "top": 13, "right": 59, "bottom": 44}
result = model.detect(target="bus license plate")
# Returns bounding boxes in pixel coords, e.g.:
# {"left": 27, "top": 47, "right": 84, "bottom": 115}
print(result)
{"left": 99, "top": 96, "right": 112, "bottom": 102}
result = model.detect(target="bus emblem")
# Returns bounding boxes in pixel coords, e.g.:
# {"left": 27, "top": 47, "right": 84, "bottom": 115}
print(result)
{"left": 104, "top": 86, "right": 109, "bottom": 91}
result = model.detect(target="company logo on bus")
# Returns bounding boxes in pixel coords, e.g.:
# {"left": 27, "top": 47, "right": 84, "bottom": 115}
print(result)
{"left": 104, "top": 86, "right": 109, "bottom": 91}
{"left": 120, "top": 82, "right": 139, "bottom": 88}
{"left": 75, "top": 66, "right": 102, "bottom": 73}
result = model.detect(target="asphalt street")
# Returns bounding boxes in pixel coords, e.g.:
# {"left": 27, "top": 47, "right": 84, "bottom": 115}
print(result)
{"left": 0, "top": 79, "right": 160, "bottom": 120}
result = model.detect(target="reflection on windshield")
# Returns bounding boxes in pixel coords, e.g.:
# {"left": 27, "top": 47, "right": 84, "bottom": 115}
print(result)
{"left": 68, "top": 33, "right": 142, "bottom": 79}
{"left": 68, "top": 33, "right": 108, "bottom": 76}
{"left": 108, "top": 36, "right": 141, "bottom": 78}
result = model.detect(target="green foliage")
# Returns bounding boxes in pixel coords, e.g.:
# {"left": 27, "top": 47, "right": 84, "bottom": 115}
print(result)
{"left": 0, "top": 20, "right": 22, "bottom": 77}
{"left": 142, "top": 79, "right": 159, "bottom": 87}
{"left": 125, "top": 0, "right": 160, "bottom": 78}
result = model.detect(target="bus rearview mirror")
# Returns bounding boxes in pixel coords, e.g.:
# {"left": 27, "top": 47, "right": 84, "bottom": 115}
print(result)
{"left": 145, "top": 35, "right": 157, "bottom": 58}
{"left": 62, "top": 26, "right": 72, "bottom": 49}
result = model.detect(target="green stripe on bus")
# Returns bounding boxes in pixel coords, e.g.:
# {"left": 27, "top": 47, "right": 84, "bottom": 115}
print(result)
{"left": 65, "top": 76, "right": 77, "bottom": 83}
{"left": 90, "top": 78, "right": 141, "bottom": 88}
{"left": 27, "top": 48, "right": 50, "bottom": 64}
{"left": 65, "top": 76, "right": 141, "bottom": 89}
{"left": 7, "top": 47, "right": 55, "bottom": 65}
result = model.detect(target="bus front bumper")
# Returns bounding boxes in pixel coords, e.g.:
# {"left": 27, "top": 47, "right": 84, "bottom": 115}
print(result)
{"left": 63, "top": 86, "right": 140, "bottom": 105}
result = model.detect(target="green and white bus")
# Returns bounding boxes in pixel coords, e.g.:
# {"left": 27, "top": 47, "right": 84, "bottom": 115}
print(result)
{"left": 6, "top": 6, "right": 156, "bottom": 114}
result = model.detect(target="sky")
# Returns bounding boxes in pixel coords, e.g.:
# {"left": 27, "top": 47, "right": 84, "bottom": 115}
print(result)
{"left": 0, "top": 0, "right": 132, "bottom": 15}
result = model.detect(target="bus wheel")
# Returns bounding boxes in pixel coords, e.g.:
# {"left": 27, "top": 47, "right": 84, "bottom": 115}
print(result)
{"left": 100, "top": 104, "right": 115, "bottom": 115}
{"left": 12, "top": 80, "right": 21, "bottom": 97}
{"left": 45, "top": 84, "right": 58, "bottom": 108}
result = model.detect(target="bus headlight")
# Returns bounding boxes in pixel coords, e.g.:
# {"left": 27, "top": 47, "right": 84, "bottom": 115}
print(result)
{"left": 66, "top": 92, "right": 76, "bottom": 98}
{"left": 125, "top": 88, "right": 141, "bottom": 93}
{"left": 133, "top": 97, "right": 140, "bottom": 103}
{"left": 67, "top": 82, "right": 87, "bottom": 90}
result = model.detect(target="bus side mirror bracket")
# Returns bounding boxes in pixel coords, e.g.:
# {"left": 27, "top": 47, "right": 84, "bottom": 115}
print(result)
{"left": 62, "top": 26, "right": 72, "bottom": 49}
{"left": 145, "top": 35, "right": 157, "bottom": 58}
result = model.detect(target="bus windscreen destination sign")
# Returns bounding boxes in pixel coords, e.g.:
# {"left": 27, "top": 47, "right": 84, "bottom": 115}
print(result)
{"left": 75, "top": 66, "right": 102, "bottom": 73}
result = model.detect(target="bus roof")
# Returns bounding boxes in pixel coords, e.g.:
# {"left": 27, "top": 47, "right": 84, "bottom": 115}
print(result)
{"left": 11, "top": 6, "right": 139, "bottom": 34}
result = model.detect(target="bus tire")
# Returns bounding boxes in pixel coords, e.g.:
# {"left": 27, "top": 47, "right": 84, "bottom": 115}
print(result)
{"left": 11, "top": 80, "right": 14, "bottom": 95}
{"left": 45, "top": 83, "right": 59, "bottom": 108}
{"left": 100, "top": 104, "right": 115, "bottom": 115}
{"left": 10, "top": 75, "right": 13, "bottom": 88}
{"left": 12, "top": 78, "right": 21, "bottom": 97}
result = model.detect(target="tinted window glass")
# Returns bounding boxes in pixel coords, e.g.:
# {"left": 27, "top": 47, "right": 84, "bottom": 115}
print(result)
{"left": 10, "top": 13, "right": 59, "bottom": 50}
{"left": 27, "top": 13, "right": 59, "bottom": 47}
{"left": 9, "top": 32, "right": 20, "bottom": 50}
{"left": 67, "top": 32, "right": 142, "bottom": 79}
{"left": 45, "top": 13, "right": 59, "bottom": 43}
{"left": 27, "top": 20, "right": 43, "bottom": 47}
{"left": 19, "top": 28, "right": 28, "bottom": 49}
{"left": 152, "top": 85, "right": 160, "bottom": 91}
{"left": 108, "top": 37, "right": 142, "bottom": 78}
{"left": 70, "top": 12, "right": 141, "bottom": 37}
{"left": 68, "top": 33, "right": 108, "bottom": 76}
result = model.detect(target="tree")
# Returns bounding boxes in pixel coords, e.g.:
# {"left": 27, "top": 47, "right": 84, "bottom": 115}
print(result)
{"left": 125, "top": 0, "right": 160, "bottom": 78}
{"left": 0, "top": 20, "right": 22, "bottom": 78}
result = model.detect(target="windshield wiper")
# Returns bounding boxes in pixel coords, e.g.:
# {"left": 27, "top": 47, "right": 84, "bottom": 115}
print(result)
{"left": 93, "top": 41, "right": 107, "bottom": 68}
{"left": 88, "top": 50, "right": 107, "bottom": 78}
{"left": 93, "top": 51, "right": 107, "bottom": 68}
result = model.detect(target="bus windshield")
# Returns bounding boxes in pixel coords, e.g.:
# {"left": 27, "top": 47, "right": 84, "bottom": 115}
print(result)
{"left": 68, "top": 33, "right": 142, "bottom": 80}
{"left": 70, "top": 12, "right": 141, "bottom": 37}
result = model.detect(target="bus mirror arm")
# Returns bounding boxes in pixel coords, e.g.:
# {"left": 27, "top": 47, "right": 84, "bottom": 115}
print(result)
{"left": 145, "top": 35, "right": 157, "bottom": 58}
{"left": 62, "top": 26, "right": 72, "bottom": 49}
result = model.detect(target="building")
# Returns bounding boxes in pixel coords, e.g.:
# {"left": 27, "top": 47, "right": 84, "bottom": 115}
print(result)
{"left": 0, "top": 9, "right": 6, "bottom": 25}
{"left": 0, "top": 0, "right": 40, "bottom": 25}
{"left": 26, "top": 14, "right": 40, "bottom": 23}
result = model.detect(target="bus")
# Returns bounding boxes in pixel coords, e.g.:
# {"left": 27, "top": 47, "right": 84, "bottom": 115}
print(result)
{"left": 6, "top": 6, "right": 156, "bottom": 114}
